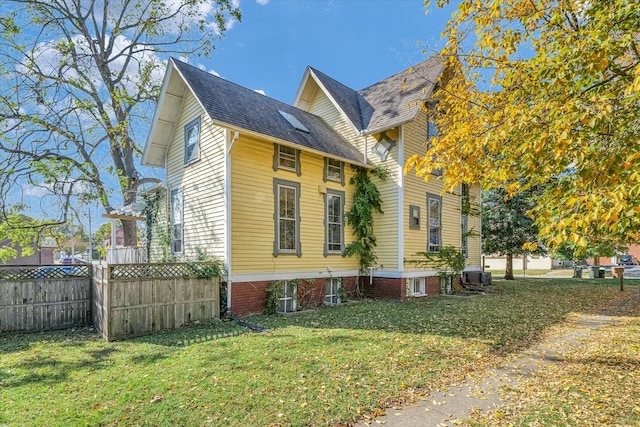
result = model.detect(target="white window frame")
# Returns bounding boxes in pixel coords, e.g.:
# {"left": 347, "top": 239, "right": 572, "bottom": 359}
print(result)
{"left": 325, "top": 189, "right": 344, "bottom": 255}
{"left": 325, "top": 277, "right": 342, "bottom": 305}
{"left": 427, "top": 194, "right": 441, "bottom": 253}
{"left": 409, "top": 277, "right": 426, "bottom": 296}
{"left": 170, "top": 188, "right": 183, "bottom": 255}
{"left": 184, "top": 117, "right": 200, "bottom": 165}
{"left": 279, "top": 280, "right": 297, "bottom": 313}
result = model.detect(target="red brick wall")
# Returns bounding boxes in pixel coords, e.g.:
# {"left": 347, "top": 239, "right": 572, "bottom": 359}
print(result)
{"left": 363, "top": 277, "right": 404, "bottom": 301}
{"left": 426, "top": 276, "right": 441, "bottom": 296}
{"left": 231, "top": 275, "right": 447, "bottom": 317}
{"left": 230, "top": 280, "right": 271, "bottom": 317}
{"left": 230, "top": 276, "right": 359, "bottom": 317}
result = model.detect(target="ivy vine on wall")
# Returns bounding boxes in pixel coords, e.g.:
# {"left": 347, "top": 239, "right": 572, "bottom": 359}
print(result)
{"left": 343, "top": 165, "right": 387, "bottom": 273}
{"left": 142, "top": 191, "right": 161, "bottom": 261}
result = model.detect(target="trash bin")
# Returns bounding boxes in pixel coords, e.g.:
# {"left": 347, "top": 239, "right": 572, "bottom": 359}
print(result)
{"left": 612, "top": 267, "right": 624, "bottom": 278}
{"left": 589, "top": 266, "right": 600, "bottom": 278}
{"left": 573, "top": 268, "right": 582, "bottom": 278}
{"left": 599, "top": 268, "right": 605, "bottom": 278}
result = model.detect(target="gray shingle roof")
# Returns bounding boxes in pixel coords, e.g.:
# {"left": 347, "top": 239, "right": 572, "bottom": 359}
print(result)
{"left": 359, "top": 55, "right": 443, "bottom": 133}
{"left": 307, "top": 55, "right": 443, "bottom": 134}
{"left": 172, "top": 58, "right": 365, "bottom": 165}
{"left": 307, "top": 67, "right": 372, "bottom": 132}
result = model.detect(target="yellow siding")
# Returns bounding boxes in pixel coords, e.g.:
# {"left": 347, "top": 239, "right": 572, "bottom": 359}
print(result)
{"left": 230, "top": 136, "right": 360, "bottom": 274}
{"left": 307, "top": 89, "right": 365, "bottom": 153}
{"left": 402, "top": 112, "right": 482, "bottom": 269}
{"left": 307, "top": 89, "right": 400, "bottom": 270}
{"left": 163, "top": 91, "right": 227, "bottom": 260}
{"left": 241, "top": 79, "right": 482, "bottom": 274}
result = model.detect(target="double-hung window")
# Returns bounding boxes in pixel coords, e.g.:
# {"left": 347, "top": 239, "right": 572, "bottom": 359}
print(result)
{"left": 427, "top": 193, "right": 441, "bottom": 253}
{"left": 461, "top": 183, "right": 469, "bottom": 257}
{"left": 274, "top": 179, "right": 301, "bottom": 256}
{"left": 427, "top": 116, "right": 443, "bottom": 176}
{"left": 184, "top": 117, "right": 200, "bottom": 165}
{"left": 273, "top": 144, "right": 301, "bottom": 175}
{"left": 170, "top": 188, "right": 183, "bottom": 254}
{"left": 324, "top": 158, "right": 344, "bottom": 185}
{"left": 325, "top": 277, "right": 342, "bottom": 305}
{"left": 325, "top": 189, "right": 344, "bottom": 255}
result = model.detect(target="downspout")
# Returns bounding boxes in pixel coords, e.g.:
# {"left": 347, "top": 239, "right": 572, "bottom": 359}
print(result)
{"left": 225, "top": 130, "right": 239, "bottom": 313}
{"left": 397, "top": 126, "right": 404, "bottom": 275}
{"left": 361, "top": 130, "right": 368, "bottom": 165}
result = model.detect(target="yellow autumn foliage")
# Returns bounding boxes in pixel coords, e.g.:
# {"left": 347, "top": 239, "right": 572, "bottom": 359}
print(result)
{"left": 412, "top": 0, "right": 640, "bottom": 249}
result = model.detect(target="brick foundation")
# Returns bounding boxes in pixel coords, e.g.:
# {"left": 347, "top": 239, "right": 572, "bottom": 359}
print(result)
{"left": 230, "top": 277, "right": 358, "bottom": 317}
{"left": 230, "top": 275, "right": 458, "bottom": 317}
{"left": 426, "top": 276, "right": 441, "bottom": 296}
{"left": 230, "top": 280, "right": 271, "bottom": 317}
{"left": 363, "top": 277, "right": 404, "bottom": 301}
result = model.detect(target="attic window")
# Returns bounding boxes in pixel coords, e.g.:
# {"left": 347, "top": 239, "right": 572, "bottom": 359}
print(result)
{"left": 372, "top": 132, "right": 396, "bottom": 161}
{"left": 279, "top": 110, "right": 310, "bottom": 133}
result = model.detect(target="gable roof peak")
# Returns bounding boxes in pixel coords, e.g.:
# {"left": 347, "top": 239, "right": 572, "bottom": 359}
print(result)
{"left": 162, "top": 57, "right": 366, "bottom": 165}
{"left": 303, "top": 54, "right": 444, "bottom": 135}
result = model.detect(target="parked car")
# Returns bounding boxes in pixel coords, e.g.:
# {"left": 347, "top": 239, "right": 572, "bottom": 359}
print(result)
{"left": 618, "top": 254, "right": 639, "bottom": 265}
{"left": 60, "top": 257, "right": 88, "bottom": 265}
{"left": 33, "top": 266, "right": 85, "bottom": 279}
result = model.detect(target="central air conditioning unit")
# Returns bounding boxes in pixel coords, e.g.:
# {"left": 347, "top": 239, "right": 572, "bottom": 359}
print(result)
{"left": 463, "top": 271, "right": 493, "bottom": 286}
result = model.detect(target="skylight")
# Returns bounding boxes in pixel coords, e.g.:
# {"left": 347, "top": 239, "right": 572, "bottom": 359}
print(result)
{"left": 279, "top": 110, "right": 310, "bottom": 133}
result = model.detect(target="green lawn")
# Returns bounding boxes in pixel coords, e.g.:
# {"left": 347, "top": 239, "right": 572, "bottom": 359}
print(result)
{"left": 486, "top": 269, "right": 554, "bottom": 276}
{"left": 1, "top": 279, "right": 638, "bottom": 426}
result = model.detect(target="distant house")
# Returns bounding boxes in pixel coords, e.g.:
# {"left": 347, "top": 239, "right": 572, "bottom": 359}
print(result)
{"left": 483, "top": 254, "right": 565, "bottom": 271}
{"left": 0, "top": 239, "right": 55, "bottom": 265}
{"left": 141, "top": 56, "right": 482, "bottom": 316}
{"left": 103, "top": 229, "right": 125, "bottom": 248}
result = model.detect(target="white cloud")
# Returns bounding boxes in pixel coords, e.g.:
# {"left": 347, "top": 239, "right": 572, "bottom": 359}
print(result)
{"left": 23, "top": 185, "right": 51, "bottom": 198}
{"left": 208, "top": 69, "right": 221, "bottom": 77}
{"left": 254, "top": 89, "right": 266, "bottom": 95}
{"left": 256, "top": 0, "right": 270, "bottom": 5}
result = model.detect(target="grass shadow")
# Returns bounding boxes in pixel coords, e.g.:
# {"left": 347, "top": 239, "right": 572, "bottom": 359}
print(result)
{"left": 1, "top": 345, "right": 117, "bottom": 389}
{"left": 127, "top": 319, "right": 248, "bottom": 348}
{"left": 0, "top": 326, "right": 98, "bottom": 355}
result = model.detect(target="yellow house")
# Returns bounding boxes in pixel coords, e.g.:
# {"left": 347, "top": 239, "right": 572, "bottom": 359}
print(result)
{"left": 142, "top": 57, "right": 481, "bottom": 316}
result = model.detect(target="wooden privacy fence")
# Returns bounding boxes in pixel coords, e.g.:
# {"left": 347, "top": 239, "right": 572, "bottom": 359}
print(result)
{"left": 0, "top": 262, "right": 219, "bottom": 341}
{"left": 0, "top": 265, "right": 92, "bottom": 333}
{"left": 92, "top": 263, "right": 219, "bottom": 341}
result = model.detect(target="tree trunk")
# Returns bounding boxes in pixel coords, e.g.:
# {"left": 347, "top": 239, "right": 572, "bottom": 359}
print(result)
{"left": 505, "top": 252, "right": 515, "bottom": 280}
{"left": 121, "top": 219, "right": 138, "bottom": 247}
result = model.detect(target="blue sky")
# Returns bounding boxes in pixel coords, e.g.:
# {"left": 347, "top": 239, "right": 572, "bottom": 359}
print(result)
{"left": 203, "top": 0, "right": 456, "bottom": 103}
{"left": 4, "top": 0, "right": 459, "bottom": 233}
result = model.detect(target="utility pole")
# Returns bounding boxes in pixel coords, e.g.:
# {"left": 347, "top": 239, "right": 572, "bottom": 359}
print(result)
{"left": 88, "top": 206, "right": 93, "bottom": 262}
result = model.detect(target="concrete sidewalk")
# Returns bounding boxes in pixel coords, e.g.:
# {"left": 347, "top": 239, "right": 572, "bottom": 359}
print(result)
{"left": 356, "top": 314, "right": 621, "bottom": 426}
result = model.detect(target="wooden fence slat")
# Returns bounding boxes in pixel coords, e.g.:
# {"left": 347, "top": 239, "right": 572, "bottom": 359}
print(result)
{"left": 1, "top": 263, "right": 219, "bottom": 340}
